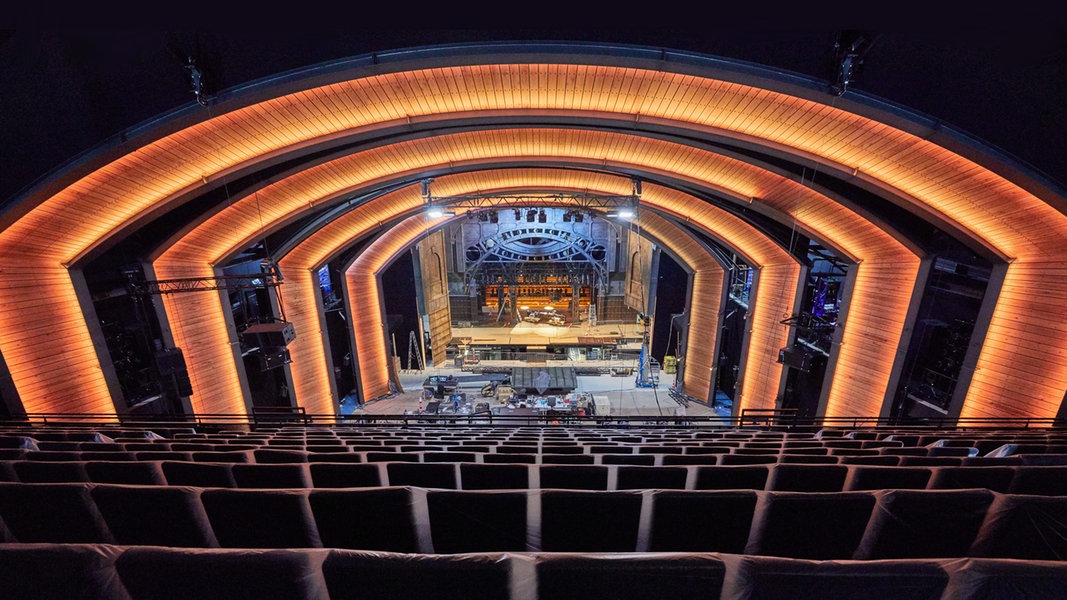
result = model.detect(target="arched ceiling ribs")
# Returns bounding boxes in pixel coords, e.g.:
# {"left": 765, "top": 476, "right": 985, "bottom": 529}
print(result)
{"left": 103, "top": 113, "right": 972, "bottom": 269}
{"left": 8, "top": 56, "right": 1057, "bottom": 278}
{"left": 162, "top": 122, "right": 904, "bottom": 279}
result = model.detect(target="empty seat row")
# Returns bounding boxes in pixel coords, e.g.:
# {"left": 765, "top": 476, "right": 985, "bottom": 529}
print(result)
{"left": 1, "top": 483, "right": 1065, "bottom": 562}
{"left": 2, "top": 459, "right": 1066, "bottom": 495}
{"left": 9, "top": 445, "right": 1057, "bottom": 465}
{"left": 4, "top": 543, "right": 1066, "bottom": 600}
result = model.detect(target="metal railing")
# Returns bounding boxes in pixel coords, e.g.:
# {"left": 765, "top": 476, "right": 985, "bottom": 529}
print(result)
{"left": 2, "top": 412, "right": 1066, "bottom": 432}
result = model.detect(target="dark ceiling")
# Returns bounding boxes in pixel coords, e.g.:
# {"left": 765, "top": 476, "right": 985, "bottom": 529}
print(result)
{"left": 3, "top": 29, "right": 1065, "bottom": 212}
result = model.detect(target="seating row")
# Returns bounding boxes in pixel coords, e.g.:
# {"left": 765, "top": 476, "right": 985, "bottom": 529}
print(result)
{"left": 1, "top": 483, "right": 1065, "bottom": 561}
{"left": 10, "top": 444, "right": 1067, "bottom": 465}
{"left": 4, "top": 543, "right": 1065, "bottom": 600}
{"left": 2, "top": 459, "right": 1067, "bottom": 494}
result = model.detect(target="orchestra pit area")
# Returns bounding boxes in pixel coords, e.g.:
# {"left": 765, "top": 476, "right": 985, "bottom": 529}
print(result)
{"left": 1, "top": 421, "right": 1066, "bottom": 599}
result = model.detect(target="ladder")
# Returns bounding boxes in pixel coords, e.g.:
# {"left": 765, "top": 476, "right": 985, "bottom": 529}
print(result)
{"left": 406, "top": 330, "right": 425, "bottom": 372}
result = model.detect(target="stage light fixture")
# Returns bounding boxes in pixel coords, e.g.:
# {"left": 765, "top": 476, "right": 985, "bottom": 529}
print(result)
{"left": 538, "top": 209, "right": 547, "bottom": 223}
{"left": 427, "top": 205, "right": 454, "bottom": 218}
{"left": 526, "top": 209, "right": 537, "bottom": 222}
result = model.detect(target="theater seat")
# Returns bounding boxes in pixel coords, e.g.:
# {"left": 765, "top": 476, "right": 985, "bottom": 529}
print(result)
{"left": 161, "top": 461, "right": 237, "bottom": 488}
{"left": 648, "top": 490, "right": 757, "bottom": 553}
{"left": 309, "top": 487, "right": 422, "bottom": 552}
{"left": 723, "top": 554, "right": 950, "bottom": 599}
{"left": 968, "top": 494, "right": 1067, "bottom": 560}
{"left": 926, "top": 466, "right": 1016, "bottom": 492}
{"left": 0, "top": 542, "right": 129, "bottom": 600}
{"left": 386, "top": 462, "right": 458, "bottom": 489}
{"left": 322, "top": 549, "right": 511, "bottom": 600}
{"left": 426, "top": 489, "right": 528, "bottom": 553}
{"left": 616, "top": 465, "right": 689, "bottom": 490}
{"left": 201, "top": 488, "right": 321, "bottom": 548}
{"left": 538, "top": 465, "right": 609, "bottom": 490}
{"left": 116, "top": 546, "right": 330, "bottom": 600}
{"left": 941, "top": 557, "right": 1067, "bottom": 600}
{"left": 85, "top": 461, "right": 166, "bottom": 485}
{"left": 534, "top": 553, "right": 726, "bottom": 600}
{"left": 459, "top": 463, "right": 530, "bottom": 490}
{"left": 231, "top": 463, "right": 312, "bottom": 489}
{"left": 766, "top": 464, "right": 848, "bottom": 492}
{"left": 0, "top": 482, "right": 112, "bottom": 543}
{"left": 843, "top": 465, "right": 932, "bottom": 491}
{"left": 308, "top": 463, "right": 382, "bottom": 488}
{"left": 854, "top": 489, "right": 995, "bottom": 559}
{"left": 90, "top": 484, "right": 217, "bottom": 548}
{"left": 745, "top": 491, "right": 876, "bottom": 560}
{"left": 694, "top": 465, "right": 770, "bottom": 491}
{"left": 13, "top": 460, "right": 89, "bottom": 483}
{"left": 540, "top": 490, "right": 642, "bottom": 552}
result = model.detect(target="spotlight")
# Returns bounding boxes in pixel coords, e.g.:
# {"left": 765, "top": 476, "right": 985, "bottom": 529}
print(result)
{"left": 526, "top": 209, "right": 537, "bottom": 222}
{"left": 489, "top": 211, "right": 499, "bottom": 223}
{"left": 514, "top": 209, "right": 522, "bottom": 220}
{"left": 562, "top": 211, "right": 571, "bottom": 222}
{"left": 574, "top": 212, "right": 584, "bottom": 223}
{"left": 478, "top": 212, "right": 489, "bottom": 222}
{"left": 537, "top": 209, "right": 547, "bottom": 223}
{"left": 617, "top": 209, "right": 634, "bottom": 219}
{"left": 427, "top": 206, "right": 454, "bottom": 218}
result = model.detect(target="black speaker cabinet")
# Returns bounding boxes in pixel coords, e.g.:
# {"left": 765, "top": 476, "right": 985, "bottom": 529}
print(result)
{"left": 241, "top": 321, "right": 296, "bottom": 348}
{"left": 154, "top": 348, "right": 188, "bottom": 375}
{"left": 777, "top": 347, "right": 813, "bottom": 372}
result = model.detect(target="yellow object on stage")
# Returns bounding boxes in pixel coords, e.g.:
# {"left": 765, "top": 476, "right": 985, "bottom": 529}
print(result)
{"left": 664, "top": 355, "right": 677, "bottom": 374}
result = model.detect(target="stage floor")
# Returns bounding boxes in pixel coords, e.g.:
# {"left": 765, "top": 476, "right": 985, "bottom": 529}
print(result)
{"left": 340, "top": 363, "right": 734, "bottom": 421}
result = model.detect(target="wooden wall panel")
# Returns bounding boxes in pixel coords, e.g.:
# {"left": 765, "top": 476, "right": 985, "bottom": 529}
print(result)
{"left": 823, "top": 259, "right": 921, "bottom": 417}
{"left": 0, "top": 265, "right": 114, "bottom": 415}
{"left": 272, "top": 267, "right": 336, "bottom": 416}
{"left": 739, "top": 264, "right": 800, "bottom": 411}
{"left": 682, "top": 269, "right": 723, "bottom": 403}
{"left": 962, "top": 261, "right": 1067, "bottom": 420}
{"left": 345, "top": 269, "right": 390, "bottom": 401}
{"left": 636, "top": 212, "right": 724, "bottom": 404}
{"left": 155, "top": 262, "right": 247, "bottom": 416}
{"left": 346, "top": 216, "right": 461, "bottom": 401}
{"left": 416, "top": 230, "right": 453, "bottom": 368}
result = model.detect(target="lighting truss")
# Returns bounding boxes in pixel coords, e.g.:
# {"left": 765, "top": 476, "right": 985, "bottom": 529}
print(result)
{"left": 128, "top": 274, "right": 284, "bottom": 295}
{"left": 423, "top": 191, "right": 640, "bottom": 211}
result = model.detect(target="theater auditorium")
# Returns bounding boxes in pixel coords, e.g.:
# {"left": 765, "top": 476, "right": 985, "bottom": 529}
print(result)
{"left": 1, "top": 31, "right": 1066, "bottom": 598}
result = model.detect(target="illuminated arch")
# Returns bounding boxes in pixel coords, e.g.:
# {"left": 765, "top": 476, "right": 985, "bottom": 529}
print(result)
{"left": 0, "top": 46, "right": 1061, "bottom": 421}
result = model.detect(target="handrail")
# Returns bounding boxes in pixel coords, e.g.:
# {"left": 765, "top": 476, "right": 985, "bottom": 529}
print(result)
{"left": 2, "top": 412, "right": 1066, "bottom": 431}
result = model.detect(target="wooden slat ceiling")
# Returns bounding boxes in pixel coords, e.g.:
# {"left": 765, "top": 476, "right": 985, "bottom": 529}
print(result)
{"left": 0, "top": 59, "right": 1063, "bottom": 418}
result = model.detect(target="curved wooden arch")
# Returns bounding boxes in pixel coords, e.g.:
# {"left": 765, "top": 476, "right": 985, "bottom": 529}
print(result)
{"left": 155, "top": 130, "right": 911, "bottom": 418}
{"left": 276, "top": 169, "right": 798, "bottom": 416}
{"left": 0, "top": 55, "right": 1061, "bottom": 420}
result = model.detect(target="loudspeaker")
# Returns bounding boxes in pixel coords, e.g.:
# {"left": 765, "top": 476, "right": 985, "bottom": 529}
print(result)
{"left": 154, "top": 348, "right": 188, "bottom": 376}
{"left": 777, "top": 347, "right": 813, "bottom": 372}
{"left": 241, "top": 321, "right": 296, "bottom": 348}
{"left": 255, "top": 348, "right": 291, "bottom": 371}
